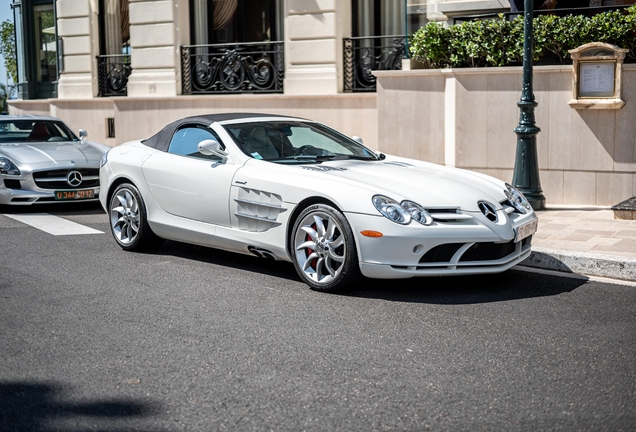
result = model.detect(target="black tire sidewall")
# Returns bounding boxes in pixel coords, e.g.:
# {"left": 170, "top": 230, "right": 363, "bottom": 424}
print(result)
{"left": 291, "top": 203, "right": 360, "bottom": 292}
{"left": 109, "top": 183, "right": 159, "bottom": 251}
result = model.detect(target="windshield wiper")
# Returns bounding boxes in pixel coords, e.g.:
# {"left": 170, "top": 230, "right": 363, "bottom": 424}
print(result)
{"left": 267, "top": 154, "right": 377, "bottom": 164}
{"left": 293, "top": 154, "right": 379, "bottom": 162}
{"left": 292, "top": 154, "right": 350, "bottom": 161}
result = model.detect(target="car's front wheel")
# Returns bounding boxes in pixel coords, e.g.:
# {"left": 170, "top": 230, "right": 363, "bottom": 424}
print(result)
{"left": 108, "top": 183, "right": 163, "bottom": 251}
{"left": 291, "top": 204, "right": 361, "bottom": 292}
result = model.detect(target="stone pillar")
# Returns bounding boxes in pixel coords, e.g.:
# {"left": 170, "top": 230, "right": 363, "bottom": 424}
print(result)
{"left": 127, "top": 0, "right": 182, "bottom": 97}
{"left": 284, "top": 0, "right": 351, "bottom": 95}
{"left": 56, "top": 0, "right": 98, "bottom": 98}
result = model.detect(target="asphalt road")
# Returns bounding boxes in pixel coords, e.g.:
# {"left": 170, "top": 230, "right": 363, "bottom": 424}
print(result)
{"left": 1, "top": 203, "right": 635, "bottom": 431}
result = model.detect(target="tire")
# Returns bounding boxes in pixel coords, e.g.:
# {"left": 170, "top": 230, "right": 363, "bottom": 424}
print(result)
{"left": 108, "top": 183, "right": 163, "bottom": 251}
{"left": 291, "top": 204, "right": 361, "bottom": 292}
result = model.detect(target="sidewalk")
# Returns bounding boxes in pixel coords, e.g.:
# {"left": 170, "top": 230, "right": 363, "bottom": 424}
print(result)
{"left": 520, "top": 208, "right": 636, "bottom": 282}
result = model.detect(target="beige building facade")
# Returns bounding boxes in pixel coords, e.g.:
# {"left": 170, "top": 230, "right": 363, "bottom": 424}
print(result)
{"left": 9, "top": 0, "right": 636, "bottom": 206}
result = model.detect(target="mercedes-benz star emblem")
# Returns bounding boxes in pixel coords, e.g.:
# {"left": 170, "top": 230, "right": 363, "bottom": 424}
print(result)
{"left": 66, "top": 170, "right": 83, "bottom": 187}
{"left": 478, "top": 201, "right": 498, "bottom": 223}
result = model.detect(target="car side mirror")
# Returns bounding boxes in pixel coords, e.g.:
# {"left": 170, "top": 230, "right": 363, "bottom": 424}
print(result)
{"left": 79, "top": 129, "right": 87, "bottom": 140}
{"left": 198, "top": 139, "right": 228, "bottom": 160}
{"left": 351, "top": 135, "right": 364, "bottom": 145}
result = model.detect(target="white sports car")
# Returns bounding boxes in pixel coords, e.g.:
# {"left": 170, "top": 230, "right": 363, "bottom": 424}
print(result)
{"left": 0, "top": 115, "right": 110, "bottom": 205}
{"left": 99, "top": 113, "right": 538, "bottom": 292}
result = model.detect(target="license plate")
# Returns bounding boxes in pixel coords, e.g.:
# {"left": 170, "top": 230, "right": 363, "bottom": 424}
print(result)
{"left": 54, "top": 189, "right": 95, "bottom": 201}
{"left": 515, "top": 218, "right": 538, "bottom": 242}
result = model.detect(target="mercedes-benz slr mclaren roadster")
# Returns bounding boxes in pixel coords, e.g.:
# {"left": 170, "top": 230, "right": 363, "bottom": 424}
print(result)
{"left": 0, "top": 115, "right": 110, "bottom": 205}
{"left": 99, "top": 113, "right": 538, "bottom": 292}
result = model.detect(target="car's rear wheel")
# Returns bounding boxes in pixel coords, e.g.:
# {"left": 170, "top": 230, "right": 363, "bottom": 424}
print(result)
{"left": 292, "top": 204, "right": 361, "bottom": 292}
{"left": 109, "top": 183, "right": 163, "bottom": 251}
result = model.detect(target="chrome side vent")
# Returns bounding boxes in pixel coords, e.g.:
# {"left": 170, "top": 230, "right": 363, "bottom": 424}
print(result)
{"left": 234, "top": 187, "right": 287, "bottom": 232}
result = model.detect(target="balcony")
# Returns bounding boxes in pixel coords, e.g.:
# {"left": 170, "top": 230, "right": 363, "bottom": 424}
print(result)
{"left": 343, "top": 36, "right": 407, "bottom": 92}
{"left": 97, "top": 54, "right": 131, "bottom": 97}
{"left": 181, "top": 41, "right": 285, "bottom": 95}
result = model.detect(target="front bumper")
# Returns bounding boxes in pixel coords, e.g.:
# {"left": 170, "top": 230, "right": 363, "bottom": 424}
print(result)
{"left": 345, "top": 210, "right": 536, "bottom": 279}
{"left": 0, "top": 173, "right": 100, "bottom": 205}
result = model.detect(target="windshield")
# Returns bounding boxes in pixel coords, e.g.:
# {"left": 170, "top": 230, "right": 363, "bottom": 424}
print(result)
{"left": 0, "top": 120, "right": 78, "bottom": 143}
{"left": 223, "top": 121, "right": 378, "bottom": 163}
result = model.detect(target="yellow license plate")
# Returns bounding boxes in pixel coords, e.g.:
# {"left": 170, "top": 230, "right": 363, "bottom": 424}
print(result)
{"left": 54, "top": 189, "right": 95, "bottom": 201}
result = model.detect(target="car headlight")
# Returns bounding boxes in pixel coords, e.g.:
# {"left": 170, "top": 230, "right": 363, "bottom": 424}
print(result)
{"left": 505, "top": 183, "right": 532, "bottom": 214}
{"left": 100, "top": 151, "right": 109, "bottom": 168}
{"left": 401, "top": 200, "right": 434, "bottom": 226}
{"left": 372, "top": 195, "right": 433, "bottom": 226}
{"left": 372, "top": 195, "right": 411, "bottom": 225}
{"left": 0, "top": 157, "right": 20, "bottom": 175}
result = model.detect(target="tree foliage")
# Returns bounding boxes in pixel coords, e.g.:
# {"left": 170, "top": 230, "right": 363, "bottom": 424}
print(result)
{"left": 0, "top": 20, "right": 17, "bottom": 84}
{"left": 410, "top": 5, "right": 636, "bottom": 68}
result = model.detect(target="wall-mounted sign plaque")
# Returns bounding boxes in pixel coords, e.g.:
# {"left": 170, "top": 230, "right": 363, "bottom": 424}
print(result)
{"left": 568, "top": 42, "right": 627, "bottom": 109}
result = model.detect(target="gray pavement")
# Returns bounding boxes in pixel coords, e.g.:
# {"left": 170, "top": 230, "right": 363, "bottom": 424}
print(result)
{"left": 522, "top": 207, "right": 636, "bottom": 282}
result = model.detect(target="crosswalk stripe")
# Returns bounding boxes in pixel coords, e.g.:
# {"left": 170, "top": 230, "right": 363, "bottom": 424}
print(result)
{"left": 4, "top": 213, "right": 104, "bottom": 236}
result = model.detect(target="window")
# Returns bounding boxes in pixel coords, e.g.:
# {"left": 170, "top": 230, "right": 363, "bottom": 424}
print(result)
{"left": 167, "top": 125, "right": 224, "bottom": 160}
{"left": 100, "top": 0, "right": 130, "bottom": 55}
{"left": 190, "top": 0, "right": 282, "bottom": 44}
{"left": 353, "top": 0, "right": 405, "bottom": 38}
{"left": 97, "top": 0, "right": 131, "bottom": 96}
{"left": 34, "top": 4, "right": 56, "bottom": 83}
{"left": 0, "top": 120, "right": 78, "bottom": 143}
{"left": 223, "top": 121, "right": 377, "bottom": 162}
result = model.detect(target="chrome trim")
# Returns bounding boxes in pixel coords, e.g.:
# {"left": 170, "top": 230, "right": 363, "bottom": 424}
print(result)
{"left": 234, "top": 198, "right": 287, "bottom": 211}
{"left": 234, "top": 213, "right": 281, "bottom": 225}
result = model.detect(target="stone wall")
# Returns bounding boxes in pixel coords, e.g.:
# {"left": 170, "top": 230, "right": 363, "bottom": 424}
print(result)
{"left": 374, "top": 65, "right": 636, "bottom": 207}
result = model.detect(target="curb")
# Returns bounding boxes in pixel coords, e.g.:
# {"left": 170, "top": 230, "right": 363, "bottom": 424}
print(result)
{"left": 522, "top": 247, "right": 636, "bottom": 282}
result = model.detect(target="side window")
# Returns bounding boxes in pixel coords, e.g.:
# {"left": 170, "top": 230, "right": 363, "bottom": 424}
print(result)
{"left": 167, "top": 125, "right": 223, "bottom": 160}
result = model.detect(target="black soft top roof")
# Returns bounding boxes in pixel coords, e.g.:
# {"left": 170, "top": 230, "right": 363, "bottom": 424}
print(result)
{"left": 142, "top": 113, "right": 297, "bottom": 152}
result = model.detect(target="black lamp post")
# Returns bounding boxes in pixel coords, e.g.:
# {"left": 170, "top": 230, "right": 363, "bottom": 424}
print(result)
{"left": 512, "top": 0, "right": 546, "bottom": 210}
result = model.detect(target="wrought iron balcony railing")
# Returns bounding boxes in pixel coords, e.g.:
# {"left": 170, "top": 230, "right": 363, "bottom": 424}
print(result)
{"left": 97, "top": 54, "right": 132, "bottom": 97}
{"left": 181, "top": 41, "right": 284, "bottom": 94}
{"left": 343, "top": 35, "right": 407, "bottom": 92}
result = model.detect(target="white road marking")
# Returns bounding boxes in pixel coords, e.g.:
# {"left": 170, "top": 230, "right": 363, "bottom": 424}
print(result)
{"left": 4, "top": 213, "right": 104, "bottom": 236}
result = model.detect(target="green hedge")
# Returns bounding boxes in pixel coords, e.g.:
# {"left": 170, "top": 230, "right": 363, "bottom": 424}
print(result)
{"left": 409, "top": 5, "right": 636, "bottom": 68}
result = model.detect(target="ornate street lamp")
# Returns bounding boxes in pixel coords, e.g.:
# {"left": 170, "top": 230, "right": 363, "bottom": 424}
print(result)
{"left": 512, "top": 0, "right": 546, "bottom": 210}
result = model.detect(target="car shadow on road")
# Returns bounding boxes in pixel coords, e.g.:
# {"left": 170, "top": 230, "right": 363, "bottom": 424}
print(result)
{"left": 152, "top": 240, "right": 302, "bottom": 282}
{"left": 0, "top": 381, "right": 161, "bottom": 432}
{"left": 342, "top": 269, "right": 588, "bottom": 304}
{"left": 151, "top": 241, "right": 587, "bottom": 303}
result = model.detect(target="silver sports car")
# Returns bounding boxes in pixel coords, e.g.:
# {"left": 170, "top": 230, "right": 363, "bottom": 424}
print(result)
{"left": 0, "top": 115, "right": 110, "bottom": 205}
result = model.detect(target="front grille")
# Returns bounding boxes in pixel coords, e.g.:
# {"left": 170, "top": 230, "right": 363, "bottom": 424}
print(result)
{"left": 459, "top": 241, "right": 516, "bottom": 262}
{"left": 32, "top": 169, "right": 99, "bottom": 190}
{"left": 420, "top": 243, "right": 464, "bottom": 263}
{"left": 420, "top": 239, "right": 526, "bottom": 264}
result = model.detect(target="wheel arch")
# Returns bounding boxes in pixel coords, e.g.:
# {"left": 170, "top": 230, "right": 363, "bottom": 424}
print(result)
{"left": 285, "top": 196, "right": 341, "bottom": 259}
{"left": 105, "top": 176, "right": 138, "bottom": 209}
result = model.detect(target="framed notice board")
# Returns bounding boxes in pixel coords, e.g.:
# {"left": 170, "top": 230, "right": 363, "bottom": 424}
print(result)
{"left": 568, "top": 42, "right": 627, "bottom": 109}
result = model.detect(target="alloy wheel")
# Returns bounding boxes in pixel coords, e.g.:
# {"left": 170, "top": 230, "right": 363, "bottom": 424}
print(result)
{"left": 110, "top": 187, "right": 140, "bottom": 246}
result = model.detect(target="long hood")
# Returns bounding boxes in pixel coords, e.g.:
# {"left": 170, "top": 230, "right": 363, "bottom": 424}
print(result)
{"left": 291, "top": 158, "right": 508, "bottom": 212}
{"left": 0, "top": 141, "right": 107, "bottom": 165}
